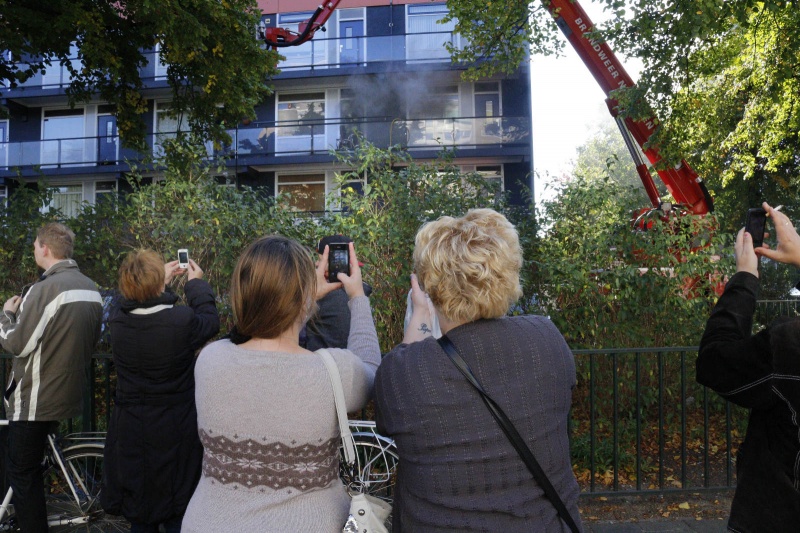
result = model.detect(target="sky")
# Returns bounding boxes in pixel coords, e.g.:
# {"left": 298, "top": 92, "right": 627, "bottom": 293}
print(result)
{"left": 529, "top": 2, "right": 640, "bottom": 204}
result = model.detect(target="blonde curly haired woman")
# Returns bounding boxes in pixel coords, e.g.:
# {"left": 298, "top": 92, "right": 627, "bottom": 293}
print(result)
{"left": 375, "top": 209, "right": 582, "bottom": 532}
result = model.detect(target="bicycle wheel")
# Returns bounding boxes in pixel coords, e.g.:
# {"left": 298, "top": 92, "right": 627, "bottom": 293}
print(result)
{"left": 342, "top": 433, "right": 399, "bottom": 503}
{"left": 44, "top": 445, "right": 129, "bottom": 532}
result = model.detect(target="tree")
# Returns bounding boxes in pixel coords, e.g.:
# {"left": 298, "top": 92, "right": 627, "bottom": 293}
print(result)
{"left": 448, "top": 1, "right": 800, "bottom": 205}
{"left": 0, "top": 0, "right": 278, "bottom": 148}
{"left": 571, "top": 114, "right": 647, "bottom": 192}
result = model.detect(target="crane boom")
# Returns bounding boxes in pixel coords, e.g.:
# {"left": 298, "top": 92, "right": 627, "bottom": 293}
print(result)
{"left": 544, "top": 0, "right": 713, "bottom": 215}
{"left": 264, "top": 1, "right": 342, "bottom": 48}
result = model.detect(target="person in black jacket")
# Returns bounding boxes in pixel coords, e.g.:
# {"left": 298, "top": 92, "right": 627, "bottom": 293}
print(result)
{"left": 101, "top": 249, "right": 219, "bottom": 533}
{"left": 697, "top": 202, "right": 800, "bottom": 533}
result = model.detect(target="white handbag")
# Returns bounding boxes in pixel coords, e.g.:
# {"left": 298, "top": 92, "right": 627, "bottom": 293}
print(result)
{"left": 318, "top": 349, "right": 392, "bottom": 533}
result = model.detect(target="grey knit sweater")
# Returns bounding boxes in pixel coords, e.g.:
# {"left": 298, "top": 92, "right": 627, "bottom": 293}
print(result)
{"left": 375, "top": 315, "right": 582, "bottom": 532}
{"left": 181, "top": 296, "right": 380, "bottom": 532}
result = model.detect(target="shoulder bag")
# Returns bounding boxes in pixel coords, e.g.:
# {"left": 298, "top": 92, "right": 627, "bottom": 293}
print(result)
{"left": 437, "top": 336, "right": 582, "bottom": 533}
{"left": 317, "top": 349, "right": 392, "bottom": 533}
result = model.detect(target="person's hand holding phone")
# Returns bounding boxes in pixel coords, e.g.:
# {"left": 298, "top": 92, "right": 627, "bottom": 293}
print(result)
{"left": 757, "top": 202, "right": 800, "bottom": 268}
{"left": 164, "top": 260, "right": 183, "bottom": 285}
{"left": 734, "top": 228, "right": 759, "bottom": 277}
{"left": 315, "top": 245, "right": 343, "bottom": 300}
{"left": 335, "top": 242, "right": 365, "bottom": 299}
{"left": 186, "top": 259, "right": 203, "bottom": 280}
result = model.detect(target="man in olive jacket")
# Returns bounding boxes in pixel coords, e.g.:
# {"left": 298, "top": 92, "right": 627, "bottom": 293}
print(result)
{"left": 0, "top": 223, "right": 102, "bottom": 533}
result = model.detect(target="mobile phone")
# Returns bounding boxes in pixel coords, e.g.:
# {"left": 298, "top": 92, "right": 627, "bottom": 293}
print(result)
{"left": 745, "top": 208, "right": 767, "bottom": 248}
{"left": 327, "top": 243, "right": 350, "bottom": 283}
{"left": 177, "top": 249, "right": 189, "bottom": 269}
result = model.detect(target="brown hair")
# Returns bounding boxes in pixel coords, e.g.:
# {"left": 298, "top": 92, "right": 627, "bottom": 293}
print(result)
{"left": 37, "top": 223, "right": 75, "bottom": 259}
{"left": 414, "top": 208, "right": 523, "bottom": 323}
{"left": 118, "top": 249, "right": 165, "bottom": 302}
{"left": 230, "top": 235, "right": 317, "bottom": 339}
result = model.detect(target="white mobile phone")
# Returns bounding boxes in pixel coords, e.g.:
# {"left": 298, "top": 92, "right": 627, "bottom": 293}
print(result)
{"left": 177, "top": 249, "right": 189, "bottom": 269}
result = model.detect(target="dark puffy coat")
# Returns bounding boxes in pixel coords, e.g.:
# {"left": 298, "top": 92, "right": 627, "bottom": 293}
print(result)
{"left": 101, "top": 279, "right": 219, "bottom": 525}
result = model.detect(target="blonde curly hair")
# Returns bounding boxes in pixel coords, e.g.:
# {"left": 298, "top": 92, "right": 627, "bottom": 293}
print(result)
{"left": 414, "top": 208, "right": 522, "bottom": 323}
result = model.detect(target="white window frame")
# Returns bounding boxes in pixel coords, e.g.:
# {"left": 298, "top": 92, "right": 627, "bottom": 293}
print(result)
{"left": 154, "top": 42, "right": 168, "bottom": 80}
{"left": 0, "top": 119, "right": 7, "bottom": 169}
{"left": 276, "top": 12, "right": 328, "bottom": 69}
{"left": 408, "top": 85, "right": 462, "bottom": 146}
{"left": 41, "top": 107, "right": 87, "bottom": 168}
{"left": 276, "top": 172, "right": 327, "bottom": 212}
{"left": 275, "top": 92, "right": 327, "bottom": 155}
{"left": 406, "top": 3, "right": 457, "bottom": 62}
{"left": 0, "top": 184, "right": 7, "bottom": 208}
{"left": 153, "top": 101, "right": 191, "bottom": 156}
{"left": 41, "top": 179, "right": 118, "bottom": 218}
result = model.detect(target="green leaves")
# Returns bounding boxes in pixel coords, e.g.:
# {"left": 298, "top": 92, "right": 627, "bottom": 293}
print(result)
{"left": 1, "top": 0, "right": 277, "bottom": 149}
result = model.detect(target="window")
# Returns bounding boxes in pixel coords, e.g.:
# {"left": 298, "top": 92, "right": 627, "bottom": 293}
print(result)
{"left": 276, "top": 12, "right": 327, "bottom": 69}
{"left": 42, "top": 108, "right": 85, "bottom": 166}
{"left": 154, "top": 102, "right": 190, "bottom": 156}
{"left": 42, "top": 180, "right": 119, "bottom": 217}
{"left": 476, "top": 165, "right": 504, "bottom": 191}
{"left": 408, "top": 86, "right": 461, "bottom": 146}
{"left": 94, "top": 181, "right": 117, "bottom": 206}
{"left": 45, "top": 185, "right": 84, "bottom": 218}
{"left": 407, "top": 4, "right": 456, "bottom": 61}
{"left": 154, "top": 42, "right": 168, "bottom": 80}
{"left": 42, "top": 44, "right": 81, "bottom": 87}
{"left": 0, "top": 120, "right": 7, "bottom": 169}
{"left": 0, "top": 185, "right": 7, "bottom": 209}
{"left": 277, "top": 173, "right": 326, "bottom": 212}
{"left": 475, "top": 82, "right": 502, "bottom": 141}
{"left": 276, "top": 93, "right": 326, "bottom": 154}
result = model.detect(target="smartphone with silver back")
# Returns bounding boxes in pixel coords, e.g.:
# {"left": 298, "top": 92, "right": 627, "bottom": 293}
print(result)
{"left": 178, "top": 249, "right": 189, "bottom": 269}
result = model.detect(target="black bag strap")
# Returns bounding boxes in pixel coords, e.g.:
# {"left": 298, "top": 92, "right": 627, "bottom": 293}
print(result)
{"left": 437, "top": 335, "right": 581, "bottom": 533}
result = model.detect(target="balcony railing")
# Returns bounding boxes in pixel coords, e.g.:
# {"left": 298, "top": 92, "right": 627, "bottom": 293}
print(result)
{"left": 0, "top": 116, "right": 530, "bottom": 170}
{"left": 8, "top": 30, "right": 465, "bottom": 91}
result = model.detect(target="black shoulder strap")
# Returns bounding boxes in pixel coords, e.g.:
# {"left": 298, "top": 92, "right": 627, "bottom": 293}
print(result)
{"left": 437, "top": 335, "right": 581, "bottom": 533}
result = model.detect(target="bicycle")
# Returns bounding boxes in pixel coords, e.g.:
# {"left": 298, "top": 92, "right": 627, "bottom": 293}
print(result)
{"left": 0, "top": 422, "right": 128, "bottom": 532}
{"left": 343, "top": 420, "right": 399, "bottom": 503}
{"left": 0, "top": 420, "right": 396, "bottom": 532}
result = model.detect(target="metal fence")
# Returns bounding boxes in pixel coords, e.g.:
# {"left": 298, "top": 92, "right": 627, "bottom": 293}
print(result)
{"left": 570, "top": 347, "right": 745, "bottom": 496}
{"left": 1, "top": 347, "right": 744, "bottom": 497}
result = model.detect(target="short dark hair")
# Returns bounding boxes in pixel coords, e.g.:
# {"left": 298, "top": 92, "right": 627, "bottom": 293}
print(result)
{"left": 231, "top": 235, "right": 317, "bottom": 339}
{"left": 37, "top": 223, "right": 75, "bottom": 259}
{"left": 317, "top": 235, "right": 353, "bottom": 254}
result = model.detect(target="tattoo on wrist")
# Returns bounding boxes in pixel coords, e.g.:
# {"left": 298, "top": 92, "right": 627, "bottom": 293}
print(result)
{"left": 418, "top": 323, "right": 432, "bottom": 334}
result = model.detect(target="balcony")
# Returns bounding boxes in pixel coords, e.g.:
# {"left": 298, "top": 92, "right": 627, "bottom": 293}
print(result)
{"left": 6, "top": 30, "right": 464, "bottom": 92}
{"left": 273, "top": 30, "right": 463, "bottom": 72}
{"left": 0, "top": 116, "right": 530, "bottom": 172}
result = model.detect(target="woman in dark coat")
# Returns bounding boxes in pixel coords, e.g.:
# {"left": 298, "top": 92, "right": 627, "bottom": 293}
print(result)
{"left": 101, "top": 249, "right": 219, "bottom": 533}
{"left": 375, "top": 209, "right": 582, "bottom": 532}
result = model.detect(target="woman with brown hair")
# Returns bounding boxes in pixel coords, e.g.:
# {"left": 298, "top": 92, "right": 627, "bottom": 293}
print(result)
{"left": 181, "top": 235, "right": 380, "bottom": 532}
{"left": 101, "top": 250, "right": 220, "bottom": 533}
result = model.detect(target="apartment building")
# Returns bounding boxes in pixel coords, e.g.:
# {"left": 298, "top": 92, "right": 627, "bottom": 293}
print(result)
{"left": 0, "top": 0, "right": 533, "bottom": 214}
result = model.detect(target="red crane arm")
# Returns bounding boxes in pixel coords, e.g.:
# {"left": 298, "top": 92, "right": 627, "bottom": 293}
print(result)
{"left": 544, "top": 0, "right": 713, "bottom": 214}
{"left": 264, "top": 1, "right": 342, "bottom": 48}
